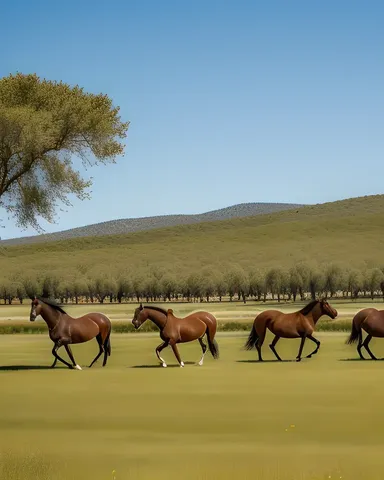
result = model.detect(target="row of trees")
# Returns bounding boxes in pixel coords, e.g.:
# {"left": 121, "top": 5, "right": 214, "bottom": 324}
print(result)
{"left": 1, "top": 263, "right": 384, "bottom": 305}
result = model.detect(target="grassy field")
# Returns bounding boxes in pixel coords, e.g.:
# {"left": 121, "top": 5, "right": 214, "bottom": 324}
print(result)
{"left": 1, "top": 195, "right": 384, "bottom": 278}
{"left": 1, "top": 332, "right": 384, "bottom": 479}
{"left": 0, "top": 299, "right": 382, "bottom": 333}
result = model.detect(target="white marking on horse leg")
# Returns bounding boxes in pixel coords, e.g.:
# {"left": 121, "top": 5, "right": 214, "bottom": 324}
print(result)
{"left": 158, "top": 354, "right": 167, "bottom": 368}
{"left": 180, "top": 361, "right": 185, "bottom": 368}
{"left": 74, "top": 365, "right": 82, "bottom": 370}
{"left": 198, "top": 352, "right": 205, "bottom": 366}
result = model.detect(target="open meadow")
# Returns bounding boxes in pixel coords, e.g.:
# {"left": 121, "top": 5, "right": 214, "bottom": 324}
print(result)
{"left": 1, "top": 300, "right": 384, "bottom": 479}
{"left": 0, "top": 299, "right": 382, "bottom": 333}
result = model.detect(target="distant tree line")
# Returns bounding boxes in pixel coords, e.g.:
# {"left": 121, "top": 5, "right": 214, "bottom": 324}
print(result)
{"left": 1, "top": 263, "right": 384, "bottom": 305}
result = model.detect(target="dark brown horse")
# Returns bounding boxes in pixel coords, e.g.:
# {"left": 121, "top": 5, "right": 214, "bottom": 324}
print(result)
{"left": 131, "top": 304, "right": 219, "bottom": 367}
{"left": 30, "top": 297, "right": 112, "bottom": 369}
{"left": 347, "top": 308, "right": 384, "bottom": 360}
{"left": 244, "top": 299, "right": 338, "bottom": 362}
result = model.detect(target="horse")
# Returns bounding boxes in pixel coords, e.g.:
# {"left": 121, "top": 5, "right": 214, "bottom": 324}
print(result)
{"left": 131, "top": 304, "right": 219, "bottom": 367}
{"left": 346, "top": 308, "right": 384, "bottom": 360}
{"left": 244, "top": 299, "right": 338, "bottom": 362}
{"left": 29, "top": 297, "right": 112, "bottom": 370}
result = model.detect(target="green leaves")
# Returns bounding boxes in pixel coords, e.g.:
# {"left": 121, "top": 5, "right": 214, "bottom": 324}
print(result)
{"left": 0, "top": 73, "right": 129, "bottom": 229}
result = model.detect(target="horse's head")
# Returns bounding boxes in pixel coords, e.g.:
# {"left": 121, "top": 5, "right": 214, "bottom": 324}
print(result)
{"left": 131, "top": 303, "right": 146, "bottom": 330}
{"left": 30, "top": 298, "right": 42, "bottom": 322}
{"left": 319, "top": 298, "right": 337, "bottom": 319}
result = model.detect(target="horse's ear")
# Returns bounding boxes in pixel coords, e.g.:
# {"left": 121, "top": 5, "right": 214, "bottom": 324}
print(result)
{"left": 167, "top": 308, "right": 173, "bottom": 315}
{"left": 139, "top": 303, "right": 143, "bottom": 310}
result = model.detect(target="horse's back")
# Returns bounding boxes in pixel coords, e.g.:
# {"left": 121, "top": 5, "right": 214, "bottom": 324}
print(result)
{"left": 68, "top": 316, "right": 100, "bottom": 343}
{"left": 255, "top": 309, "right": 305, "bottom": 338}
{"left": 186, "top": 311, "right": 217, "bottom": 324}
{"left": 254, "top": 309, "right": 286, "bottom": 323}
{"left": 72, "top": 312, "right": 111, "bottom": 342}
{"left": 359, "top": 308, "right": 384, "bottom": 336}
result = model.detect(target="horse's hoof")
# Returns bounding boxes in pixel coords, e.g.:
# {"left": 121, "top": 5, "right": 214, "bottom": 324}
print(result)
{"left": 74, "top": 365, "right": 82, "bottom": 370}
{"left": 296, "top": 358, "right": 301, "bottom": 362}
{"left": 180, "top": 362, "right": 185, "bottom": 368}
{"left": 306, "top": 355, "right": 312, "bottom": 359}
{"left": 162, "top": 363, "right": 167, "bottom": 368}
{"left": 198, "top": 360, "right": 204, "bottom": 366}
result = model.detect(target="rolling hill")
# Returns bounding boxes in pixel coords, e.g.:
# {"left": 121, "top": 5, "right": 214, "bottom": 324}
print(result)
{"left": 0, "top": 195, "right": 383, "bottom": 280}
{"left": 0, "top": 202, "right": 304, "bottom": 246}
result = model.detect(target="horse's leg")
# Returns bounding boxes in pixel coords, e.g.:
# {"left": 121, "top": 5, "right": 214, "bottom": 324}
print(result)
{"left": 89, "top": 334, "right": 104, "bottom": 368}
{"left": 306, "top": 334, "right": 321, "bottom": 358}
{"left": 65, "top": 345, "right": 82, "bottom": 370}
{"left": 156, "top": 340, "right": 169, "bottom": 367}
{"left": 50, "top": 357, "right": 57, "bottom": 368}
{"left": 269, "top": 335, "right": 282, "bottom": 361}
{"left": 197, "top": 337, "right": 207, "bottom": 366}
{"left": 357, "top": 330, "right": 365, "bottom": 360}
{"left": 296, "top": 335, "right": 307, "bottom": 362}
{"left": 169, "top": 340, "right": 184, "bottom": 368}
{"left": 362, "top": 334, "right": 377, "bottom": 360}
{"left": 52, "top": 343, "right": 73, "bottom": 369}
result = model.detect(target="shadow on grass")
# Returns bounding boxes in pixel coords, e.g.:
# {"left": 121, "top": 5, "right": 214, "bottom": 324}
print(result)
{"left": 237, "top": 359, "right": 295, "bottom": 364}
{"left": 131, "top": 361, "right": 196, "bottom": 368}
{"left": 0, "top": 365, "right": 62, "bottom": 371}
{"left": 339, "top": 358, "right": 384, "bottom": 362}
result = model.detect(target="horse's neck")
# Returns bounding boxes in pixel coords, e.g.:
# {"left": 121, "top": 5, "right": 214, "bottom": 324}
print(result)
{"left": 147, "top": 310, "right": 167, "bottom": 329}
{"left": 41, "top": 306, "right": 62, "bottom": 330}
{"left": 309, "top": 305, "right": 322, "bottom": 324}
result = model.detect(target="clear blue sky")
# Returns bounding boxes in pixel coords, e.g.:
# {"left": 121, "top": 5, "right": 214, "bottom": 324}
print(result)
{"left": 1, "top": 0, "right": 383, "bottom": 239}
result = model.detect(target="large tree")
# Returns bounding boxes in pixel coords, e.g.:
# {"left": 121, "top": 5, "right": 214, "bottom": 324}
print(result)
{"left": 0, "top": 73, "right": 129, "bottom": 229}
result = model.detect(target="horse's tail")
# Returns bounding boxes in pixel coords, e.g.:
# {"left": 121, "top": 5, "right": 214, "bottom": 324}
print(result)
{"left": 106, "top": 332, "right": 111, "bottom": 356}
{"left": 346, "top": 314, "right": 362, "bottom": 345}
{"left": 104, "top": 317, "right": 112, "bottom": 355}
{"left": 206, "top": 319, "right": 219, "bottom": 359}
{"left": 244, "top": 323, "right": 259, "bottom": 350}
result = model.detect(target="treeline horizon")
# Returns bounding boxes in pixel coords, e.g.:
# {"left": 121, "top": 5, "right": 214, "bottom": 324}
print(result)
{"left": 1, "top": 262, "right": 384, "bottom": 305}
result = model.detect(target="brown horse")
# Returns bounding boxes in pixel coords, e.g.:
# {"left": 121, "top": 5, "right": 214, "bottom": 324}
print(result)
{"left": 346, "top": 308, "right": 384, "bottom": 360}
{"left": 131, "top": 304, "right": 219, "bottom": 367}
{"left": 244, "top": 299, "right": 338, "bottom": 362}
{"left": 30, "top": 297, "right": 112, "bottom": 370}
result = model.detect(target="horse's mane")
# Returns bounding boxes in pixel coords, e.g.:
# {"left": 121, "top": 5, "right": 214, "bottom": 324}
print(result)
{"left": 143, "top": 305, "right": 168, "bottom": 316}
{"left": 37, "top": 297, "right": 67, "bottom": 314}
{"left": 299, "top": 300, "right": 319, "bottom": 315}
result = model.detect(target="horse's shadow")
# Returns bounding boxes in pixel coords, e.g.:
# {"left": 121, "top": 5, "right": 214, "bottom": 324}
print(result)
{"left": 132, "top": 361, "right": 195, "bottom": 369}
{"left": 237, "top": 359, "right": 295, "bottom": 364}
{"left": 339, "top": 358, "right": 384, "bottom": 362}
{"left": 0, "top": 365, "right": 60, "bottom": 371}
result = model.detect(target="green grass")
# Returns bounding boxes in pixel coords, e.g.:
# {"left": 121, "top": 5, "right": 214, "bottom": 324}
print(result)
{"left": 1, "top": 194, "right": 384, "bottom": 278}
{"left": 2, "top": 332, "right": 384, "bottom": 479}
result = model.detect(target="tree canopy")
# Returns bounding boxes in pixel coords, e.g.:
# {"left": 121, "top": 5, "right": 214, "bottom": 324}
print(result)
{"left": 0, "top": 73, "right": 129, "bottom": 229}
